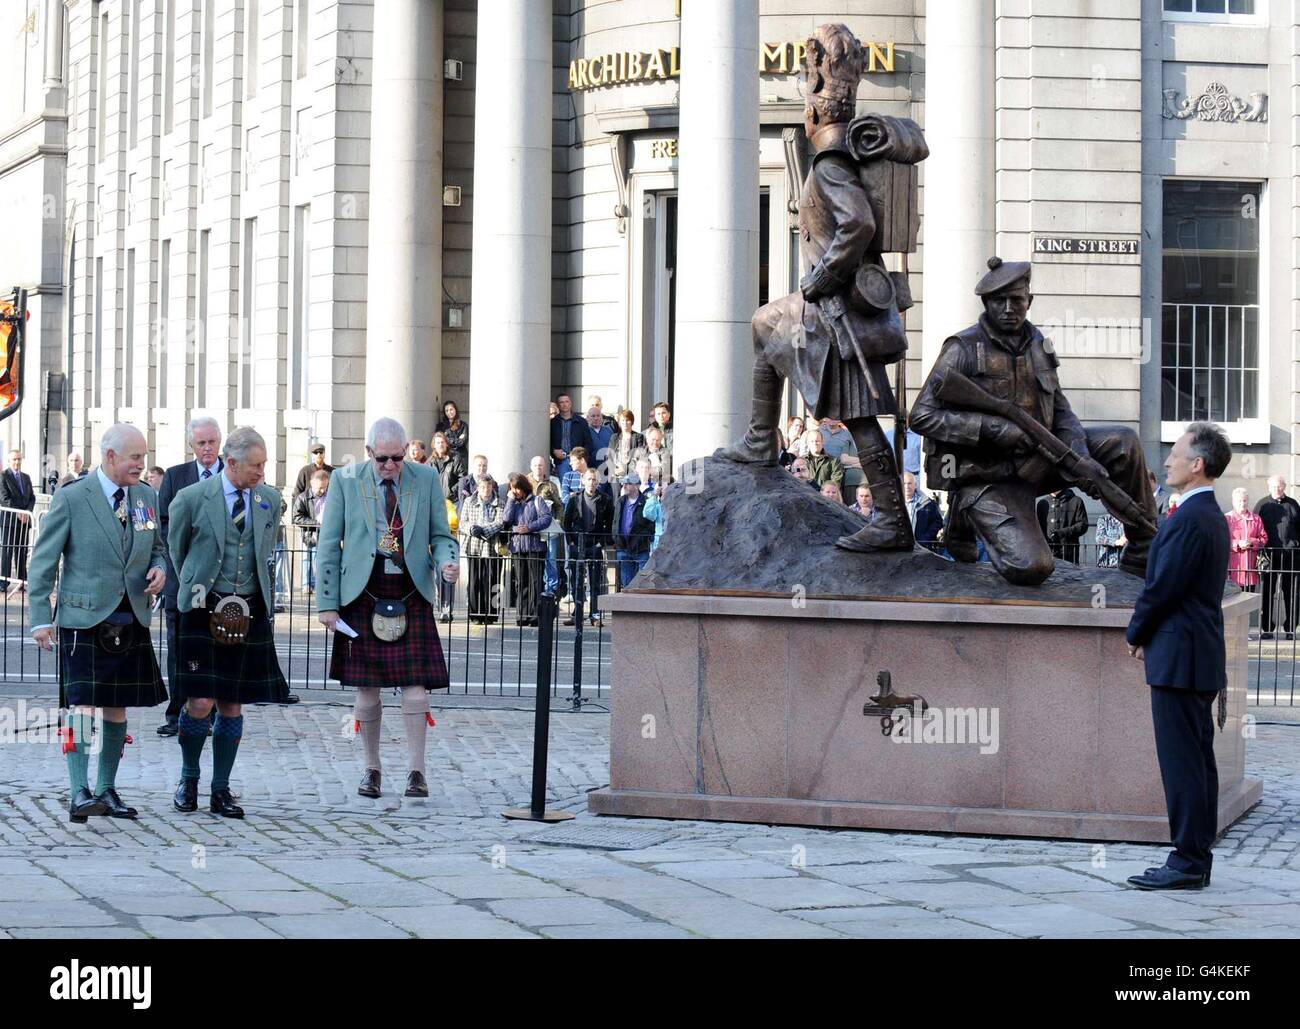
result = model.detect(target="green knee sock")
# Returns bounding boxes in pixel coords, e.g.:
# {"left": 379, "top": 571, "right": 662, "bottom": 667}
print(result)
{"left": 177, "top": 709, "right": 209, "bottom": 782}
{"left": 95, "top": 719, "right": 128, "bottom": 795}
{"left": 64, "top": 712, "right": 96, "bottom": 798}
{"left": 210, "top": 715, "right": 243, "bottom": 792}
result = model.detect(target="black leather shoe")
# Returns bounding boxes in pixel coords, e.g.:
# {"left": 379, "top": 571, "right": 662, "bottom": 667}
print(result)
{"left": 404, "top": 771, "right": 429, "bottom": 798}
{"left": 156, "top": 716, "right": 179, "bottom": 737}
{"left": 284, "top": 694, "right": 300, "bottom": 704}
{"left": 96, "top": 787, "right": 138, "bottom": 819}
{"left": 1145, "top": 864, "right": 1211, "bottom": 886}
{"left": 1127, "top": 865, "right": 1207, "bottom": 890}
{"left": 70, "top": 787, "right": 107, "bottom": 824}
{"left": 209, "top": 788, "right": 245, "bottom": 819}
{"left": 172, "top": 777, "right": 198, "bottom": 813}
{"left": 358, "top": 768, "right": 382, "bottom": 798}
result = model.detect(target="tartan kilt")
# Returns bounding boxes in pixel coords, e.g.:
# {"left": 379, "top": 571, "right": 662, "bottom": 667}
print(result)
{"left": 58, "top": 622, "right": 168, "bottom": 710}
{"left": 175, "top": 592, "right": 290, "bottom": 704}
{"left": 329, "top": 559, "right": 449, "bottom": 690}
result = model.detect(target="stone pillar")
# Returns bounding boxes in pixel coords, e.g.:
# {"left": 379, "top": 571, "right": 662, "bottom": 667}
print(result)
{"left": 365, "top": 0, "right": 443, "bottom": 443}
{"left": 42, "top": 0, "right": 64, "bottom": 91}
{"left": 921, "top": 0, "right": 995, "bottom": 375}
{"left": 467, "top": 0, "right": 552, "bottom": 477}
{"left": 671, "top": 0, "right": 760, "bottom": 465}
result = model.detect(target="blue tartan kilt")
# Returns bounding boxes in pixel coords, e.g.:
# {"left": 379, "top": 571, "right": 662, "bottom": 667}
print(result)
{"left": 175, "top": 592, "right": 290, "bottom": 704}
{"left": 58, "top": 621, "right": 168, "bottom": 710}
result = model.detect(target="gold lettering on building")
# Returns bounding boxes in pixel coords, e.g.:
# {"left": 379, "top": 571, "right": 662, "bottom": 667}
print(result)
{"left": 650, "top": 139, "right": 679, "bottom": 159}
{"left": 568, "top": 41, "right": 894, "bottom": 92}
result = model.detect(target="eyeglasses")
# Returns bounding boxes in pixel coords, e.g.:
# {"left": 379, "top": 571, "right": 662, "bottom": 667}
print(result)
{"left": 373, "top": 454, "right": 405, "bottom": 465}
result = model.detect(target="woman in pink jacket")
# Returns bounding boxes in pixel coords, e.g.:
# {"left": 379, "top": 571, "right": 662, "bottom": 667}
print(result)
{"left": 1226, "top": 487, "right": 1268, "bottom": 589}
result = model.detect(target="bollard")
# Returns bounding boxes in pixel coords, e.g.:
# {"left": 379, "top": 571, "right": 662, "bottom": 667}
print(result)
{"left": 502, "top": 592, "right": 574, "bottom": 822}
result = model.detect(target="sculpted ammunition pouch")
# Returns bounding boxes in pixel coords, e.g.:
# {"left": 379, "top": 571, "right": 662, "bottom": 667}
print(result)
{"left": 96, "top": 611, "right": 135, "bottom": 654}
{"left": 370, "top": 597, "right": 409, "bottom": 642}
{"left": 209, "top": 596, "right": 252, "bottom": 646}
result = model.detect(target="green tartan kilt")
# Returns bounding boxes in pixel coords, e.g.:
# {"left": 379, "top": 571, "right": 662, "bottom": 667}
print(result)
{"left": 58, "top": 622, "right": 168, "bottom": 710}
{"left": 175, "top": 592, "right": 289, "bottom": 704}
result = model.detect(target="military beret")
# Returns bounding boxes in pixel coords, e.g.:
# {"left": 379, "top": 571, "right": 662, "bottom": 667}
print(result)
{"left": 975, "top": 256, "right": 1031, "bottom": 296}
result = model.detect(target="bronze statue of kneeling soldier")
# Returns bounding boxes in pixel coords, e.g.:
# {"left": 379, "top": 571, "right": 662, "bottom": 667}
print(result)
{"left": 910, "top": 257, "right": 1159, "bottom": 587}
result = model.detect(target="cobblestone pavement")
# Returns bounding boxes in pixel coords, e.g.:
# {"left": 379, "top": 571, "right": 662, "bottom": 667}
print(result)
{"left": 1, "top": 689, "right": 1298, "bottom": 939}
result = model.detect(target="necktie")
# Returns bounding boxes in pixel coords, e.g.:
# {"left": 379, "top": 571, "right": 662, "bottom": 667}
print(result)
{"left": 232, "top": 489, "right": 246, "bottom": 532}
{"left": 112, "top": 487, "right": 127, "bottom": 527}
{"left": 202, "top": 468, "right": 212, "bottom": 480}
{"left": 382, "top": 479, "right": 400, "bottom": 526}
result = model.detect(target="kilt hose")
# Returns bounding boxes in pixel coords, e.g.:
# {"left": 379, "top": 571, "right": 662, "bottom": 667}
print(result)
{"left": 175, "top": 591, "right": 290, "bottom": 704}
{"left": 329, "top": 558, "right": 449, "bottom": 690}
{"left": 58, "top": 615, "right": 168, "bottom": 710}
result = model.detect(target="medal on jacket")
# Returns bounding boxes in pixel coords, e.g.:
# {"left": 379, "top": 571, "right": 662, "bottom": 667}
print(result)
{"left": 378, "top": 529, "right": 401, "bottom": 556}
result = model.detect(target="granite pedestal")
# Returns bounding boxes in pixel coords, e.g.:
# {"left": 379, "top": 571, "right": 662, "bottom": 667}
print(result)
{"left": 588, "top": 589, "right": 1261, "bottom": 842}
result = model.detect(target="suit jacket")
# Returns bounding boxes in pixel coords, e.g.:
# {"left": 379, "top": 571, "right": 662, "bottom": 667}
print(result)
{"left": 1126, "top": 489, "right": 1229, "bottom": 692}
{"left": 612, "top": 492, "right": 654, "bottom": 554}
{"left": 316, "top": 459, "right": 458, "bottom": 612}
{"left": 167, "top": 472, "right": 284, "bottom": 613}
{"left": 158, "top": 458, "right": 223, "bottom": 605}
{"left": 909, "top": 493, "right": 944, "bottom": 552}
{"left": 27, "top": 472, "right": 167, "bottom": 629}
{"left": 1, "top": 469, "right": 35, "bottom": 512}
{"left": 550, "top": 414, "right": 592, "bottom": 459}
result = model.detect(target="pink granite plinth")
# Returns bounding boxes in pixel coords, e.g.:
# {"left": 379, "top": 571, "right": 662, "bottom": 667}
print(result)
{"left": 588, "top": 591, "right": 1262, "bottom": 843}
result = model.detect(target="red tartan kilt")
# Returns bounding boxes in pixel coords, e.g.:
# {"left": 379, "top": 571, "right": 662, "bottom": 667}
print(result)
{"left": 329, "top": 560, "right": 449, "bottom": 690}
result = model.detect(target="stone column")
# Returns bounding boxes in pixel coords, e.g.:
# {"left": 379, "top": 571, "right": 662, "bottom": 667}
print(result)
{"left": 365, "top": 0, "right": 443, "bottom": 442}
{"left": 467, "top": 0, "right": 552, "bottom": 477}
{"left": 42, "top": 0, "right": 64, "bottom": 91}
{"left": 671, "top": 0, "right": 760, "bottom": 464}
{"left": 921, "top": 0, "right": 995, "bottom": 375}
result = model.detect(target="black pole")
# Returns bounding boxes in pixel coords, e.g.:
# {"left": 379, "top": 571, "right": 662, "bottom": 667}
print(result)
{"left": 502, "top": 590, "right": 574, "bottom": 822}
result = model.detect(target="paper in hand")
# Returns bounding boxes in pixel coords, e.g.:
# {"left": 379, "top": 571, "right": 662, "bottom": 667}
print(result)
{"left": 334, "top": 618, "right": 360, "bottom": 638}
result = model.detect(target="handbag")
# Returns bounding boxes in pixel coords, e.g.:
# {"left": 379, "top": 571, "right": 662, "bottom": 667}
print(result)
{"left": 209, "top": 596, "right": 252, "bottom": 646}
{"left": 371, "top": 597, "right": 408, "bottom": 642}
{"left": 96, "top": 611, "right": 135, "bottom": 654}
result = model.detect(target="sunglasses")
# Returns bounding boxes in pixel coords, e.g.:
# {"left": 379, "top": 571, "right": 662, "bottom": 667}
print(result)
{"left": 373, "top": 453, "right": 405, "bottom": 465}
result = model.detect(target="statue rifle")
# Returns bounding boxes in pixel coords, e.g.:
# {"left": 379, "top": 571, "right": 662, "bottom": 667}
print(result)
{"left": 932, "top": 369, "right": 1158, "bottom": 536}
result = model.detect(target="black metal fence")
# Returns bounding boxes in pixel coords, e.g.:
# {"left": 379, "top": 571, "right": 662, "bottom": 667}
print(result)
{"left": 0, "top": 517, "right": 626, "bottom": 707}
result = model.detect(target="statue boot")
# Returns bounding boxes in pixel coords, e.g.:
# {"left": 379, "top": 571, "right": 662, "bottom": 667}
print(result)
{"left": 836, "top": 448, "right": 915, "bottom": 552}
{"left": 714, "top": 357, "right": 782, "bottom": 466}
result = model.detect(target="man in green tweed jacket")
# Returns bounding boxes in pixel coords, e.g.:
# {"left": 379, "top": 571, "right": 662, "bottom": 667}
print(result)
{"left": 28, "top": 423, "right": 168, "bottom": 823}
{"left": 166, "top": 426, "right": 289, "bottom": 819}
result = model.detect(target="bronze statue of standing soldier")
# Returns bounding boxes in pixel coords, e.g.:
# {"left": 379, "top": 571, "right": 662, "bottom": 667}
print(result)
{"left": 716, "top": 22, "right": 927, "bottom": 554}
{"left": 910, "top": 257, "right": 1159, "bottom": 586}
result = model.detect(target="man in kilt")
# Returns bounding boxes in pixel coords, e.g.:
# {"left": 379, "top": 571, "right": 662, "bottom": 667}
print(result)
{"left": 29, "top": 424, "right": 169, "bottom": 823}
{"left": 318, "top": 417, "right": 460, "bottom": 799}
{"left": 167, "top": 426, "right": 289, "bottom": 819}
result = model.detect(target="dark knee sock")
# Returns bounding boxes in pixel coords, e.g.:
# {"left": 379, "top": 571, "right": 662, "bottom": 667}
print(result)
{"left": 95, "top": 719, "right": 128, "bottom": 794}
{"left": 210, "top": 715, "right": 244, "bottom": 792}
{"left": 177, "top": 709, "right": 209, "bottom": 782}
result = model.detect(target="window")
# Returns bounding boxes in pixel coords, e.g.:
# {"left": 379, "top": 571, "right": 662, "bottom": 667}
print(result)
{"left": 163, "top": 0, "right": 175, "bottom": 134}
{"left": 159, "top": 240, "right": 171, "bottom": 408}
{"left": 295, "top": 0, "right": 309, "bottom": 79}
{"left": 125, "top": 249, "right": 135, "bottom": 403}
{"left": 1163, "top": 1, "right": 1263, "bottom": 22}
{"left": 1161, "top": 180, "right": 1261, "bottom": 429}
{"left": 240, "top": 218, "right": 257, "bottom": 408}
{"left": 291, "top": 205, "right": 310, "bottom": 407}
{"left": 129, "top": 0, "right": 140, "bottom": 147}
{"left": 198, "top": 230, "right": 209, "bottom": 405}
{"left": 245, "top": 0, "right": 259, "bottom": 98}
{"left": 201, "top": 0, "right": 214, "bottom": 118}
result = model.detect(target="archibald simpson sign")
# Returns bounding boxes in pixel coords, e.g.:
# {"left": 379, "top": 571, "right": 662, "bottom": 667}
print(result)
{"left": 568, "top": 40, "right": 896, "bottom": 91}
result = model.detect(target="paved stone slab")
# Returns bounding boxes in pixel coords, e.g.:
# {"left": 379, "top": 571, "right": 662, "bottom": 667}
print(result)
{"left": 367, "top": 905, "right": 540, "bottom": 939}
{"left": 700, "top": 876, "right": 889, "bottom": 910}
{"left": 4, "top": 874, "right": 83, "bottom": 902}
{"left": 649, "top": 859, "right": 799, "bottom": 881}
{"left": 136, "top": 915, "right": 281, "bottom": 939}
{"left": 969, "top": 865, "right": 1118, "bottom": 893}
{"left": 260, "top": 911, "right": 411, "bottom": 939}
{"left": 218, "top": 891, "right": 348, "bottom": 915}
{"left": 0, "top": 900, "right": 119, "bottom": 928}
{"left": 486, "top": 897, "right": 643, "bottom": 927}
{"left": 953, "top": 902, "right": 1137, "bottom": 936}
{"left": 106, "top": 895, "right": 233, "bottom": 918}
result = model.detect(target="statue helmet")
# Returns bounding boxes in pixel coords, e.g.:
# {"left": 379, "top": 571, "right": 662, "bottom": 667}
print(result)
{"left": 804, "top": 23, "right": 865, "bottom": 128}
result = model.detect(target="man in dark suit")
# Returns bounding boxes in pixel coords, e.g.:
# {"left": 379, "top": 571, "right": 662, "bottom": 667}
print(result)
{"left": 1125, "top": 422, "right": 1232, "bottom": 891}
{"left": 563, "top": 466, "right": 612, "bottom": 628}
{"left": 1253, "top": 474, "right": 1300, "bottom": 639}
{"left": 903, "top": 473, "right": 943, "bottom": 554}
{"left": 550, "top": 392, "right": 592, "bottom": 486}
{"left": 1, "top": 449, "right": 36, "bottom": 589}
{"left": 155, "top": 417, "right": 225, "bottom": 736}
